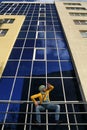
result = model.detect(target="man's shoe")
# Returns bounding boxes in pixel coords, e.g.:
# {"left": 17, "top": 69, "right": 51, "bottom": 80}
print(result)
{"left": 34, "top": 120, "right": 42, "bottom": 127}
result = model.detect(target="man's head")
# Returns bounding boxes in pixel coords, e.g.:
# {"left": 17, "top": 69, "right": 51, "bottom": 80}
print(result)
{"left": 39, "top": 85, "right": 46, "bottom": 94}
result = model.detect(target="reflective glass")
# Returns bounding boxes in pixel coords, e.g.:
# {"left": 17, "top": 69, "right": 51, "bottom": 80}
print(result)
{"left": 14, "top": 39, "right": 24, "bottom": 47}
{"left": 46, "top": 39, "right": 56, "bottom": 48}
{"left": 36, "top": 49, "right": 44, "bottom": 59}
{"left": 3, "top": 61, "right": 18, "bottom": 76}
{"left": 18, "top": 32, "right": 27, "bottom": 38}
{"left": 36, "top": 39, "right": 45, "bottom": 48}
{"left": 61, "top": 61, "right": 75, "bottom": 77}
{"left": 27, "top": 31, "right": 36, "bottom": 38}
{"left": 59, "top": 49, "right": 70, "bottom": 60}
{"left": 32, "top": 61, "right": 46, "bottom": 76}
{"left": 46, "top": 32, "right": 55, "bottom": 39}
{"left": 9, "top": 48, "right": 22, "bottom": 59}
{"left": 22, "top": 49, "right": 33, "bottom": 60}
{"left": 25, "top": 39, "right": 35, "bottom": 47}
{"left": 47, "top": 61, "right": 60, "bottom": 77}
{"left": 46, "top": 48, "right": 58, "bottom": 60}
{"left": 17, "top": 61, "right": 32, "bottom": 76}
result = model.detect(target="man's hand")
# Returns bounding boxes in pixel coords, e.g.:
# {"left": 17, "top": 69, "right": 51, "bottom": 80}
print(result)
{"left": 34, "top": 101, "right": 38, "bottom": 107}
{"left": 47, "top": 83, "right": 51, "bottom": 89}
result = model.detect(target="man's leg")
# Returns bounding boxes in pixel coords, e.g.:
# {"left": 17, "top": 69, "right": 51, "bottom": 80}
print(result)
{"left": 46, "top": 103, "right": 60, "bottom": 121}
{"left": 35, "top": 105, "right": 45, "bottom": 123}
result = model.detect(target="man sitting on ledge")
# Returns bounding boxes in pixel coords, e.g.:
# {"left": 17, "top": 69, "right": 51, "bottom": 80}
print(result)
{"left": 31, "top": 83, "right": 62, "bottom": 126}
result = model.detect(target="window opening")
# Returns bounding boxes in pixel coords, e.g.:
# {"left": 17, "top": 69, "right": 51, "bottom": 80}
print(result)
{"left": 0, "top": 29, "right": 8, "bottom": 36}
{"left": 80, "top": 30, "right": 87, "bottom": 38}
{"left": 74, "top": 20, "right": 87, "bottom": 25}
{"left": 33, "top": 48, "right": 45, "bottom": 60}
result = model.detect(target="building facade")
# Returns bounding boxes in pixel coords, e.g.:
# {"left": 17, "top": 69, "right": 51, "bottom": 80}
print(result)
{"left": 0, "top": 1, "right": 87, "bottom": 130}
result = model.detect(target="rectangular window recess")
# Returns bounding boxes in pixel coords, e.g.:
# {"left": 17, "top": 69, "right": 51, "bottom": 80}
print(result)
{"left": 39, "top": 8, "right": 46, "bottom": 11}
{"left": 74, "top": 20, "right": 87, "bottom": 25}
{"left": 64, "top": 3, "right": 81, "bottom": 6}
{"left": 80, "top": 30, "right": 87, "bottom": 38}
{"left": 33, "top": 48, "right": 46, "bottom": 61}
{"left": 69, "top": 12, "right": 87, "bottom": 16}
{"left": 39, "top": 13, "right": 46, "bottom": 17}
{"left": 36, "top": 31, "right": 45, "bottom": 39}
{"left": 3, "top": 18, "right": 15, "bottom": 23}
{"left": 38, "top": 21, "right": 45, "bottom": 26}
{"left": 0, "top": 29, "right": 8, "bottom": 36}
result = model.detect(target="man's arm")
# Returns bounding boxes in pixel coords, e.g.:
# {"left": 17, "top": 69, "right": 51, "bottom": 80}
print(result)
{"left": 31, "top": 93, "right": 40, "bottom": 106}
{"left": 47, "top": 83, "right": 54, "bottom": 92}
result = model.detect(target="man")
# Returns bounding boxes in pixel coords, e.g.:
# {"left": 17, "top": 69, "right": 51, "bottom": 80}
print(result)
{"left": 31, "top": 83, "right": 61, "bottom": 125}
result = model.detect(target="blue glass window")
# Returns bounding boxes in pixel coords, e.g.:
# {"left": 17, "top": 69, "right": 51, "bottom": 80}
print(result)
{"left": 14, "top": 39, "right": 24, "bottom": 47}
{"left": 17, "top": 61, "right": 32, "bottom": 76}
{"left": 31, "top": 21, "right": 37, "bottom": 25}
{"left": 3, "top": 61, "right": 18, "bottom": 76}
{"left": 22, "top": 49, "right": 33, "bottom": 60}
{"left": 37, "top": 32, "right": 45, "bottom": 38}
{"left": 46, "top": 21, "right": 53, "bottom": 25}
{"left": 46, "top": 48, "right": 58, "bottom": 60}
{"left": 46, "top": 32, "right": 55, "bottom": 39}
{"left": 18, "top": 32, "right": 27, "bottom": 39}
{"left": 36, "top": 39, "right": 45, "bottom": 48}
{"left": 23, "top": 20, "right": 30, "bottom": 25}
{"left": 57, "top": 39, "right": 66, "bottom": 48}
{"left": 55, "top": 32, "right": 64, "bottom": 39}
{"left": 21, "top": 26, "right": 29, "bottom": 31}
{"left": 47, "top": 61, "right": 60, "bottom": 77}
{"left": 11, "top": 78, "right": 29, "bottom": 100}
{"left": 0, "top": 78, "right": 14, "bottom": 122}
{"left": 25, "top": 39, "right": 35, "bottom": 47}
{"left": 9, "top": 49, "right": 22, "bottom": 59}
{"left": 0, "top": 78, "right": 14, "bottom": 100}
{"left": 32, "top": 61, "right": 46, "bottom": 76}
{"left": 59, "top": 49, "right": 70, "bottom": 60}
{"left": 38, "top": 26, "right": 45, "bottom": 31}
{"left": 35, "top": 49, "right": 44, "bottom": 60}
{"left": 27, "top": 31, "right": 36, "bottom": 38}
{"left": 47, "top": 78, "right": 64, "bottom": 101}
{"left": 64, "top": 78, "right": 82, "bottom": 100}
{"left": 54, "top": 26, "right": 62, "bottom": 31}
{"left": 61, "top": 61, "right": 75, "bottom": 77}
{"left": 29, "top": 26, "right": 37, "bottom": 31}
{"left": 46, "top": 26, "right": 54, "bottom": 31}
{"left": 46, "top": 39, "right": 56, "bottom": 48}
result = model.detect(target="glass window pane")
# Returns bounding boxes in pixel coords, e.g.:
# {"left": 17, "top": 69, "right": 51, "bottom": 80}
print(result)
{"left": 17, "top": 61, "right": 32, "bottom": 76}
{"left": 14, "top": 39, "right": 24, "bottom": 47}
{"left": 46, "top": 48, "right": 58, "bottom": 60}
{"left": 9, "top": 48, "right": 22, "bottom": 59}
{"left": 25, "top": 39, "right": 35, "bottom": 47}
{"left": 36, "top": 39, "right": 45, "bottom": 48}
{"left": 47, "top": 61, "right": 60, "bottom": 77}
{"left": 3, "top": 61, "right": 18, "bottom": 76}
{"left": 46, "top": 39, "right": 56, "bottom": 48}
{"left": 35, "top": 49, "right": 44, "bottom": 60}
{"left": 61, "top": 61, "right": 75, "bottom": 77}
{"left": 59, "top": 49, "right": 70, "bottom": 60}
{"left": 22, "top": 49, "right": 33, "bottom": 60}
{"left": 32, "top": 61, "right": 46, "bottom": 77}
{"left": 46, "top": 32, "right": 55, "bottom": 39}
